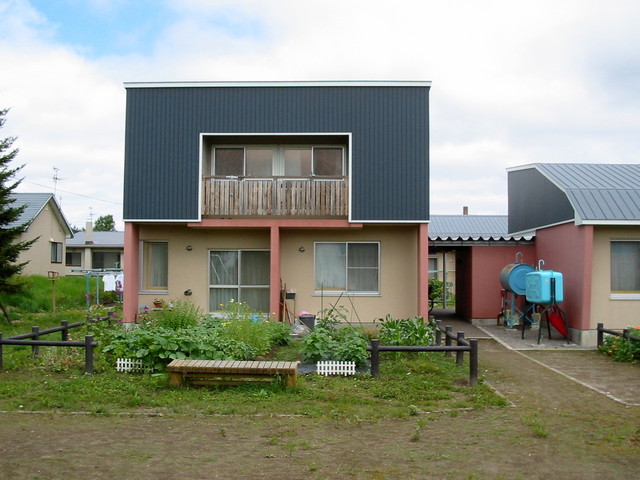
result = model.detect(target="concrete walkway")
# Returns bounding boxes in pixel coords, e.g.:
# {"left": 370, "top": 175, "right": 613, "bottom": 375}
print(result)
{"left": 432, "top": 308, "right": 640, "bottom": 406}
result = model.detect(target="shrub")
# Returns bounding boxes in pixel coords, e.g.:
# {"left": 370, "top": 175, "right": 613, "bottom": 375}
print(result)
{"left": 300, "top": 317, "right": 368, "bottom": 367}
{"left": 376, "top": 315, "right": 437, "bottom": 346}
{"left": 145, "top": 300, "right": 203, "bottom": 330}
{"left": 102, "top": 325, "right": 257, "bottom": 371}
{"left": 598, "top": 328, "right": 640, "bottom": 362}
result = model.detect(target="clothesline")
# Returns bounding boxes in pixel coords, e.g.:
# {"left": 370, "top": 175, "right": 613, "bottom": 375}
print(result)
{"left": 71, "top": 269, "right": 124, "bottom": 309}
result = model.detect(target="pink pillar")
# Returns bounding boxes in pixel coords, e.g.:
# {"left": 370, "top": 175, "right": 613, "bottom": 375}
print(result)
{"left": 270, "top": 226, "right": 281, "bottom": 320}
{"left": 123, "top": 222, "right": 139, "bottom": 324}
{"left": 418, "top": 223, "right": 430, "bottom": 319}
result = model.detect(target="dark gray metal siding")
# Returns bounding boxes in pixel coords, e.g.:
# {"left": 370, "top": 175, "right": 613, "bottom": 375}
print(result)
{"left": 507, "top": 168, "right": 574, "bottom": 233}
{"left": 123, "top": 85, "right": 430, "bottom": 221}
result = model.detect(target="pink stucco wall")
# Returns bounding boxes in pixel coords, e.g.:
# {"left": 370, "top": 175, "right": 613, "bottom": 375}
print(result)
{"left": 533, "top": 223, "right": 594, "bottom": 330}
{"left": 457, "top": 245, "right": 536, "bottom": 319}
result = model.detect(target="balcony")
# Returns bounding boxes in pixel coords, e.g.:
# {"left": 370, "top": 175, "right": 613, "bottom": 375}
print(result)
{"left": 203, "top": 177, "right": 348, "bottom": 217}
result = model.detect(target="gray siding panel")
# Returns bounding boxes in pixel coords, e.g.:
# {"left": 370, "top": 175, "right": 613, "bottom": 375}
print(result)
{"left": 507, "top": 168, "right": 574, "bottom": 233}
{"left": 124, "top": 85, "right": 429, "bottom": 221}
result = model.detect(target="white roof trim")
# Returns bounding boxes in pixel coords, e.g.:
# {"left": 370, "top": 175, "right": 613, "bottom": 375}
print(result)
{"left": 124, "top": 80, "right": 432, "bottom": 89}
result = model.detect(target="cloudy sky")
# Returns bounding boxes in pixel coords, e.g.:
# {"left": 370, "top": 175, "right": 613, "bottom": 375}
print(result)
{"left": 1, "top": 0, "right": 639, "bottom": 231}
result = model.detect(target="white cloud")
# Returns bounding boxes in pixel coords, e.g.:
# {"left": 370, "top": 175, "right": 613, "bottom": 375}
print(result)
{"left": 1, "top": 0, "right": 640, "bottom": 229}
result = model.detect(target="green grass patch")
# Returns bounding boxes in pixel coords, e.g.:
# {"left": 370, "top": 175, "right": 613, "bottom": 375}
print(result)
{"left": 0, "top": 341, "right": 507, "bottom": 420}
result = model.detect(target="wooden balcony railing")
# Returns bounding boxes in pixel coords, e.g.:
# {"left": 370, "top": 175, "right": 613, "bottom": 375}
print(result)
{"left": 202, "top": 177, "right": 348, "bottom": 217}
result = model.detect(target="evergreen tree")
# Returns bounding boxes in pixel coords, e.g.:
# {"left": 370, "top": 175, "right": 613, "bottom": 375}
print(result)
{"left": 0, "top": 109, "right": 37, "bottom": 321}
{"left": 93, "top": 214, "right": 116, "bottom": 231}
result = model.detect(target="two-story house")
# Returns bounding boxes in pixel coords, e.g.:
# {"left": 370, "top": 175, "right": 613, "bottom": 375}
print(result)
{"left": 122, "top": 81, "right": 431, "bottom": 324}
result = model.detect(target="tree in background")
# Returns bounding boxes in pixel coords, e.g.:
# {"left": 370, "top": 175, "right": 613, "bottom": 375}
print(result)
{"left": 0, "top": 109, "right": 37, "bottom": 321}
{"left": 94, "top": 214, "right": 116, "bottom": 232}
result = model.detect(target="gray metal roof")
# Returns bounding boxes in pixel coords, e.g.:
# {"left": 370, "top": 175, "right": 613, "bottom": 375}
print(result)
{"left": 7, "top": 193, "right": 73, "bottom": 236}
{"left": 429, "top": 215, "right": 533, "bottom": 241}
{"left": 517, "top": 163, "right": 640, "bottom": 224}
{"left": 67, "top": 231, "right": 124, "bottom": 247}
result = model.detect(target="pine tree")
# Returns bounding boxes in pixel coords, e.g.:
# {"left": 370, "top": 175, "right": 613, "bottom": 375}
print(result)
{"left": 0, "top": 109, "right": 37, "bottom": 321}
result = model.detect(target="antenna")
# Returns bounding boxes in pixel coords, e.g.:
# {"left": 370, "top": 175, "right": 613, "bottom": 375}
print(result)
{"left": 53, "top": 167, "right": 60, "bottom": 195}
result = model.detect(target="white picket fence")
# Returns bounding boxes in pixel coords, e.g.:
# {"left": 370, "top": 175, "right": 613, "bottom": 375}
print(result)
{"left": 116, "top": 358, "right": 153, "bottom": 373}
{"left": 316, "top": 361, "right": 356, "bottom": 376}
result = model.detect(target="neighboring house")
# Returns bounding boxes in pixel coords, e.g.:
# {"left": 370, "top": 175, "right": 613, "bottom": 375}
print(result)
{"left": 507, "top": 163, "right": 640, "bottom": 346}
{"left": 122, "top": 81, "right": 431, "bottom": 324}
{"left": 429, "top": 214, "right": 534, "bottom": 320}
{"left": 65, "top": 222, "right": 124, "bottom": 274}
{"left": 8, "top": 193, "right": 74, "bottom": 276}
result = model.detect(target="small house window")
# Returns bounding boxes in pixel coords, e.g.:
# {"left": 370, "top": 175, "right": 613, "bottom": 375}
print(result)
{"left": 611, "top": 241, "right": 640, "bottom": 293}
{"left": 143, "top": 242, "right": 168, "bottom": 291}
{"left": 50, "top": 242, "right": 63, "bottom": 263}
{"left": 65, "top": 250, "right": 82, "bottom": 267}
{"left": 315, "top": 242, "right": 379, "bottom": 294}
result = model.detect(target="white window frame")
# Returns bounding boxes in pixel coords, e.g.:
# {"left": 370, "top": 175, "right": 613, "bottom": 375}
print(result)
{"left": 208, "top": 249, "right": 271, "bottom": 312}
{"left": 314, "top": 241, "right": 380, "bottom": 296}
{"left": 610, "top": 240, "right": 640, "bottom": 300}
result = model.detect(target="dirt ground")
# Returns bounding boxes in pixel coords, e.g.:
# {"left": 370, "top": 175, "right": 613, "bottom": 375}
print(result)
{"left": 1, "top": 338, "right": 639, "bottom": 480}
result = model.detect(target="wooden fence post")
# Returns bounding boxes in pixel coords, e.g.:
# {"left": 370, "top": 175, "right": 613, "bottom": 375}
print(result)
{"left": 370, "top": 339, "right": 380, "bottom": 378}
{"left": 84, "top": 335, "right": 94, "bottom": 374}
{"left": 435, "top": 320, "right": 442, "bottom": 345}
{"left": 0, "top": 333, "right": 3, "bottom": 370}
{"left": 32, "top": 326, "right": 39, "bottom": 357}
{"left": 469, "top": 339, "right": 478, "bottom": 386}
{"left": 456, "top": 332, "right": 465, "bottom": 366}
{"left": 445, "top": 326, "right": 452, "bottom": 357}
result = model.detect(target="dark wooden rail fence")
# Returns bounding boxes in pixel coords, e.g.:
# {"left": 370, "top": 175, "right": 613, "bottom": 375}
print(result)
{"left": 0, "top": 318, "right": 106, "bottom": 373}
{"left": 367, "top": 321, "right": 479, "bottom": 386}
{"left": 596, "top": 322, "right": 640, "bottom": 347}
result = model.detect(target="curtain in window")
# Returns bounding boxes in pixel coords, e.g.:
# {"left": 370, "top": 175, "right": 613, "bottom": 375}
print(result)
{"left": 148, "top": 243, "right": 168, "bottom": 288}
{"left": 246, "top": 149, "right": 273, "bottom": 177}
{"left": 611, "top": 241, "right": 640, "bottom": 292}
{"left": 284, "top": 149, "right": 312, "bottom": 176}
{"left": 210, "top": 251, "right": 239, "bottom": 285}
{"left": 347, "top": 243, "right": 379, "bottom": 292}
{"left": 210, "top": 250, "right": 270, "bottom": 311}
{"left": 315, "top": 243, "right": 347, "bottom": 291}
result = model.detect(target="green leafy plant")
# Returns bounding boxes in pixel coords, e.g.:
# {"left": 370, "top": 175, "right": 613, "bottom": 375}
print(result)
{"left": 145, "top": 300, "right": 203, "bottom": 330}
{"left": 376, "top": 315, "right": 437, "bottom": 346}
{"left": 300, "top": 308, "right": 368, "bottom": 367}
{"left": 598, "top": 328, "right": 640, "bottom": 362}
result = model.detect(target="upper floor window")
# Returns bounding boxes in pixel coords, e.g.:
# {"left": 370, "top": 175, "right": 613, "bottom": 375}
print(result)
{"left": 611, "top": 241, "right": 640, "bottom": 297}
{"left": 212, "top": 145, "right": 345, "bottom": 178}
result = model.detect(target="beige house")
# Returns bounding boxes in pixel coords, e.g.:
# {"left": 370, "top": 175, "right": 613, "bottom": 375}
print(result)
{"left": 8, "top": 193, "right": 74, "bottom": 277}
{"left": 65, "top": 222, "right": 124, "bottom": 275}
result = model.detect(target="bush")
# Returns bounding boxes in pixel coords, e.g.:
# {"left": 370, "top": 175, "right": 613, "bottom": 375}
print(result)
{"left": 146, "top": 300, "right": 203, "bottom": 330}
{"left": 376, "top": 315, "right": 437, "bottom": 346}
{"left": 598, "top": 328, "right": 640, "bottom": 362}
{"left": 102, "top": 325, "right": 257, "bottom": 371}
{"left": 300, "top": 311, "right": 369, "bottom": 367}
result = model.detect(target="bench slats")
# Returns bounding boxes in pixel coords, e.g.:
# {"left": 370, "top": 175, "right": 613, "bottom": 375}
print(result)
{"left": 167, "top": 359, "right": 299, "bottom": 387}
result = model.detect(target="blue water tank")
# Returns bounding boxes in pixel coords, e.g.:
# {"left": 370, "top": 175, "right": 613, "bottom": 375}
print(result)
{"left": 525, "top": 271, "right": 564, "bottom": 304}
{"left": 500, "top": 263, "right": 535, "bottom": 295}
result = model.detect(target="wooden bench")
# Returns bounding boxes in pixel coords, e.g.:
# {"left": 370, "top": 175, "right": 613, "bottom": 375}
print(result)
{"left": 167, "top": 359, "right": 300, "bottom": 387}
